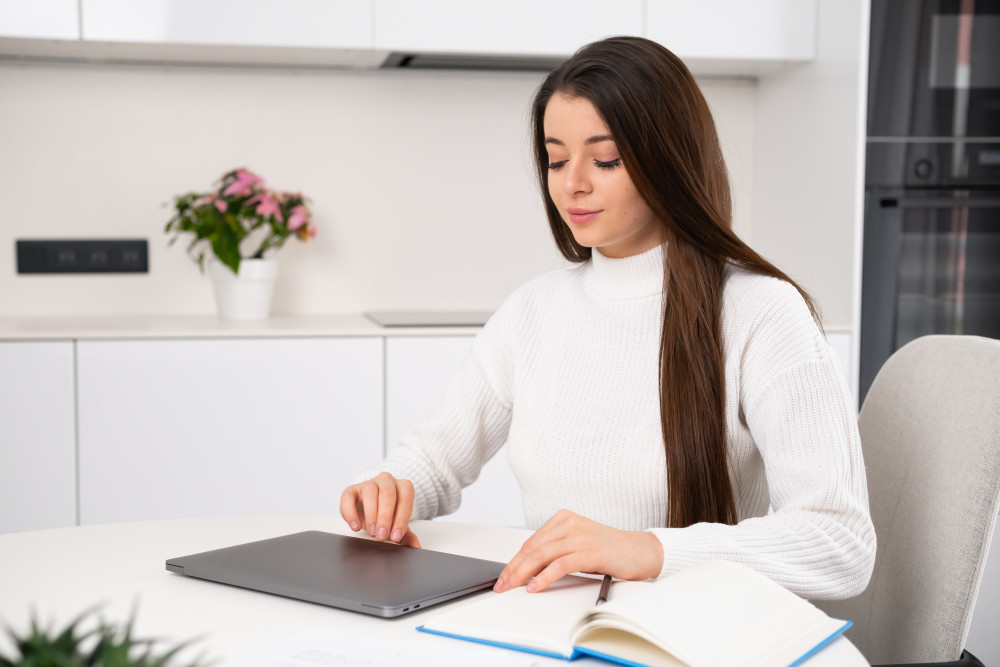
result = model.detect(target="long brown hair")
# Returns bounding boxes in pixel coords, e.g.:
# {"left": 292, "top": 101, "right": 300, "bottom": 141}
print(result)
{"left": 531, "top": 36, "right": 819, "bottom": 528}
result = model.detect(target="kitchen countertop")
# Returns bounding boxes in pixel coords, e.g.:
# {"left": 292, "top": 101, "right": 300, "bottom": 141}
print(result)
{"left": 0, "top": 313, "right": 484, "bottom": 341}
{"left": 0, "top": 315, "right": 849, "bottom": 343}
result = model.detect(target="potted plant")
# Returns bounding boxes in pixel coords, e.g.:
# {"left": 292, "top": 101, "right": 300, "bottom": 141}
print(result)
{"left": 0, "top": 607, "right": 203, "bottom": 666}
{"left": 165, "top": 168, "right": 317, "bottom": 321}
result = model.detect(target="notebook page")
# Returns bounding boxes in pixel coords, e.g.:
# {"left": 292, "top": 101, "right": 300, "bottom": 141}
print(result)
{"left": 573, "top": 624, "right": 688, "bottom": 667}
{"left": 572, "top": 560, "right": 844, "bottom": 667}
{"left": 419, "top": 575, "right": 600, "bottom": 657}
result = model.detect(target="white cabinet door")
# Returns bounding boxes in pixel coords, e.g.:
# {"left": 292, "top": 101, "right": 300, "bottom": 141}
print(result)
{"left": 81, "top": 0, "right": 373, "bottom": 49}
{"left": 0, "top": 0, "right": 79, "bottom": 39}
{"left": 375, "top": 0, "right": 643, "bottom": 57}
{"left": 646, "top": 0, "right": 816, "bottom": 63}
{"left": 385, "top": 336, "right": 524, "bottom": 528}
{"left": 76, "top": 337, "right": 383, "bottom": 524}
{"left": 0, "top": 341, "right": 76, "bottom": 533}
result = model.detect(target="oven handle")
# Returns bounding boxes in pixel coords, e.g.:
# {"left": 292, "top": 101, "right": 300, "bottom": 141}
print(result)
{"left": 881, "top": 197, "right": 1000, "bottom": 209}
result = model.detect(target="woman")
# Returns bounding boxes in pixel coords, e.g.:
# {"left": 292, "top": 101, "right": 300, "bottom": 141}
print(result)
{"left": 341, "top": 36, "right": 876, "bottom": 600}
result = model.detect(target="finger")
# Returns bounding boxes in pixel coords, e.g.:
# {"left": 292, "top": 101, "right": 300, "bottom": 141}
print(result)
{"left": 496, "top": 531, "right": 550, "bottom": 590}
{"left": 495, "top": 510, "right": 592, "bottom": 592}
{"left": 389, "top": 479, "right": 415, "bottom": 543}
{"left": 359, "top": 481, "right": 380, "bottom": 536}
{"left": 525, "top": 556, "right": 579, "bottom": 593}
{"left": 400, "top": 529, "right": 421, "bottom": 548}
{"left": 339, "top": 486, "right": 362, "bottom": 532}
{"left": 496, "top": 534, "right": 569, "bottom": 592}
{"left": 373, "top": 474, "right": 397, "bottom": 541}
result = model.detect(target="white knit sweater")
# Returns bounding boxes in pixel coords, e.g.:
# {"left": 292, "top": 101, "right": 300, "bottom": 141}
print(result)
{"left": 364, "top": 245, "right": 876, "bottom": 600}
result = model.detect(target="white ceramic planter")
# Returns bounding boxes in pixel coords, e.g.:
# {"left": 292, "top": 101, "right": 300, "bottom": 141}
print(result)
{"left": 208, "top": 258, "right": 278, "bottom": 321}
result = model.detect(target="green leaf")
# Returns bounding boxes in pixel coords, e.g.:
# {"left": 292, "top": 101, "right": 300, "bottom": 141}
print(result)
{"left": 210, "top": 225, "right": 241, "bottom": 275}
{"left": 222, "top": 212, "right": 246, "bottom": 242}
{"left": 0, "top": 607, "right": 205, "bottom": 666}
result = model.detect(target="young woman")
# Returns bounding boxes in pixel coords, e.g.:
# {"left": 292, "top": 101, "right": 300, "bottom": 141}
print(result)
{"left": 341, "top": 36, "right": 876, "bottom": 600}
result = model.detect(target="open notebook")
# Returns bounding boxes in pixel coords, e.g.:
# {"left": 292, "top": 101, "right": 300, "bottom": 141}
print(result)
{"left": 418, "top": 559, "right": 851, "bottom": 667}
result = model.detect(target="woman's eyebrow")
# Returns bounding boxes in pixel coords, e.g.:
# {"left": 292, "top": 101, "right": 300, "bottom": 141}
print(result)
{"left": 544, "top": 135, "right": 615, "bottom": 146}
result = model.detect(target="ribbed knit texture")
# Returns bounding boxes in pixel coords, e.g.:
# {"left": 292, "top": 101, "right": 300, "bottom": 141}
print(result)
{"left": 359, "top": 244, "right": 876, "bottom": 600}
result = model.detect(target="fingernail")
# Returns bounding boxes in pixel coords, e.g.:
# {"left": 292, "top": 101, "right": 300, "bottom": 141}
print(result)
{"left": 493, "top": 578, "right": 504, "bottom": 592}
{"left": 350, "top": 521, "right": 360, "bottom": 531}
{"left": 377, "top": 527, "right": 388, "bottom": 540}
{"left": 368, "top": 524, "right": 375, "bottom": 535}
{"left": 391, "top": 529, "right": 402, "bottom": 542}
{"left": 526, "top": 580, "right": 538, "bottom": 593}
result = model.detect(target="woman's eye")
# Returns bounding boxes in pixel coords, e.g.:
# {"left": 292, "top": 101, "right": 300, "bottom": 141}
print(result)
{"left": 595, "top": 158, "right": 622, "bottom": 170}
{"left": 547, "top": 160, "right": 568, "bottom": 170}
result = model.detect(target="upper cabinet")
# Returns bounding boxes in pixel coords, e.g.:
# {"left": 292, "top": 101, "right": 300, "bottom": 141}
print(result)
{"left": 0, "top": 0, "right": 817, "bottom": 75}
{"left": 80, "top": 0, "right": 373, "bottom": 49}
{"left": 375, "top": 0, "right": 643, "bottom": 58}
{"left": 646, "top": 0, "right": 817, "bottom": 74}
{"left": 0, "top": 0, "right": 78, "bottom": 39}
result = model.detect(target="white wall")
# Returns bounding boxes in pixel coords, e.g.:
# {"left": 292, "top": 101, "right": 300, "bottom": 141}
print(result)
{"left": 752, "top": 0, "right": 868, "bottom": 335}
{"left": 0, "top": 62, "right": 756, "bottom": 318}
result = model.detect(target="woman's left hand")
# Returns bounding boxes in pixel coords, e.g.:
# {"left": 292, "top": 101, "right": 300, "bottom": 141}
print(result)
{"left": 494, "top": 509, "right": 665, "bottom": 593}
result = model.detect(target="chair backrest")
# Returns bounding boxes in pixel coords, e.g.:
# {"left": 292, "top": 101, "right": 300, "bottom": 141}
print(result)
{"left": 817, "top": 335, "right": 1000, "bottom": 664}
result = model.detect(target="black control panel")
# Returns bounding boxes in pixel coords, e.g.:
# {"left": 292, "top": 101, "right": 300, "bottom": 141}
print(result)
{"left": 16, "top": 239, "right": 149, "bottom": 274}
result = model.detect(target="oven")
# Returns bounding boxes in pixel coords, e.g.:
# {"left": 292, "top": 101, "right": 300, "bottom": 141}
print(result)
{"left": 859, "top": 0, "right": 1000, "bottom": 403}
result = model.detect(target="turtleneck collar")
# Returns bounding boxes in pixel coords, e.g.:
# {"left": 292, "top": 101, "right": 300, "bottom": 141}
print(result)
{"left": 586, "top": 243, "right": 665, "bottom": 300}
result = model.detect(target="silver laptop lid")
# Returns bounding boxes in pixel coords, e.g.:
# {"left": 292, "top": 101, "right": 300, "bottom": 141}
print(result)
{"left": 166, "top": 531, "right": 505, "bottom": 618}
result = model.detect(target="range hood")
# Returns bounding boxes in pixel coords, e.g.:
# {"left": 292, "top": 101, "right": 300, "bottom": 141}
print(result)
{"left": 382, "top": 52, "right": 564, "bottom": 72}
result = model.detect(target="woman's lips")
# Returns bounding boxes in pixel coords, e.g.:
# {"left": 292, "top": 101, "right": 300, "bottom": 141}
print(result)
{"left": 567, "top": 207, "right": 601, "bottom": 225}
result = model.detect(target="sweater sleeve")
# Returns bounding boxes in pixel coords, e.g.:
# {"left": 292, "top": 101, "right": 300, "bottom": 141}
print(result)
{"left": 353, "top": 293, "right": 518, "bottom": 520}
{"left": 647, "top": 280, "right": 877, "bottom": 600}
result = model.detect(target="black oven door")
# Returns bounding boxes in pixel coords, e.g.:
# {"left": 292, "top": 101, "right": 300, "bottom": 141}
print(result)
{"left": 868, "top": 0, "right": 1000, "bottom": 140}
{"left": 859, "top": 188, "right": 1000, "bottom": 401}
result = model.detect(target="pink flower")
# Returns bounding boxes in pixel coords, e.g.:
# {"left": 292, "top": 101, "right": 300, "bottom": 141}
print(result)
{"left": 287, "top": 205, "right": 309, "bottom": 230}
{"left": 214, "top": 199, "right": 228, "bottom": 213}
{"left": 247, "top": 193, "right": 284, "bottom": 223}
{"left": 191, "top": 191, "right": 217, "bottom": 208}
{"left": 222, "top": 169, "right": 264, "bottom": 198}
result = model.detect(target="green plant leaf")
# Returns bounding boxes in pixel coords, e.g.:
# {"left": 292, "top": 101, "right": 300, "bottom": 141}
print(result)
{"left": 210, "top": 225, "right": 241, "bottom": 275}
{"left": 0, "top": 607, "right": 206, "bottom": 667}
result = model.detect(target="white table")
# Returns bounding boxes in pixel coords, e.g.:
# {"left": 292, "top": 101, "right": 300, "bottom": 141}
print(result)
{"left": 0, "top": 517, "right": 868, "bottom": 666}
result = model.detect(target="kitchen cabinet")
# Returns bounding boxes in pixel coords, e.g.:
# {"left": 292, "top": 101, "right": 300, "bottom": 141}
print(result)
{"left": 646, "top": 0, "right": 817, "bottom": 71}
{"left": 0, "top": 341, "right": 76, "bottom": 533}
{"left": 385, "top": 336, "right": 525, "bottom": 527}
{"left": 0, "top": 0, "right": 78, "bottom": 40}
{"left": 76, "top": 337, "right": 383, "bottom": 525}
{"left": 2, "top": 0, "right": 819, "bottom": 75}
{"left": 80, "top": 0, "right": 373, "bottom": 49}
{"left": 375, "top": 0, "right": 643, "bottom": 58}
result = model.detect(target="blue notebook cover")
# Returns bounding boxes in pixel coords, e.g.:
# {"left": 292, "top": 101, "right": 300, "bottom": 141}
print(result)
{"left": 417, "top": 620, "right": 852, "bottom": 667}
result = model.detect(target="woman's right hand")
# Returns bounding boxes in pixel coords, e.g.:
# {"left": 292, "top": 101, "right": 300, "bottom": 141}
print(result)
{"left": 340, "top": 472, "right": 421, "bottom": 548}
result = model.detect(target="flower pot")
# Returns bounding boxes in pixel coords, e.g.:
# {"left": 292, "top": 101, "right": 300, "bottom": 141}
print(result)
{"left": 208, "top": 258, "right": 278, "bottom": 322}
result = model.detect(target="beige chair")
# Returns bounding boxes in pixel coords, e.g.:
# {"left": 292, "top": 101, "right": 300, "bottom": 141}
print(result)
{"left": 818, "top": 335, "right": 1000, "bottom": 666}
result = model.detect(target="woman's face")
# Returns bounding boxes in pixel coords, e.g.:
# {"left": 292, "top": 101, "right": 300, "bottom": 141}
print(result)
{"left": 543, "top": 93, "right": 662, "bottom": 258}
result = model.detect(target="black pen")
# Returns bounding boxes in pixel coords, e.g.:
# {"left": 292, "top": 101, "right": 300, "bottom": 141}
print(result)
{"left": 596, "top": 574, "right": 612, "bottom": 606}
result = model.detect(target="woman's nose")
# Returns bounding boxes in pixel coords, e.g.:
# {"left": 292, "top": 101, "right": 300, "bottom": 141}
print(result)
{"left": 563, "top": 161, "right": 592, "bottom": 195}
